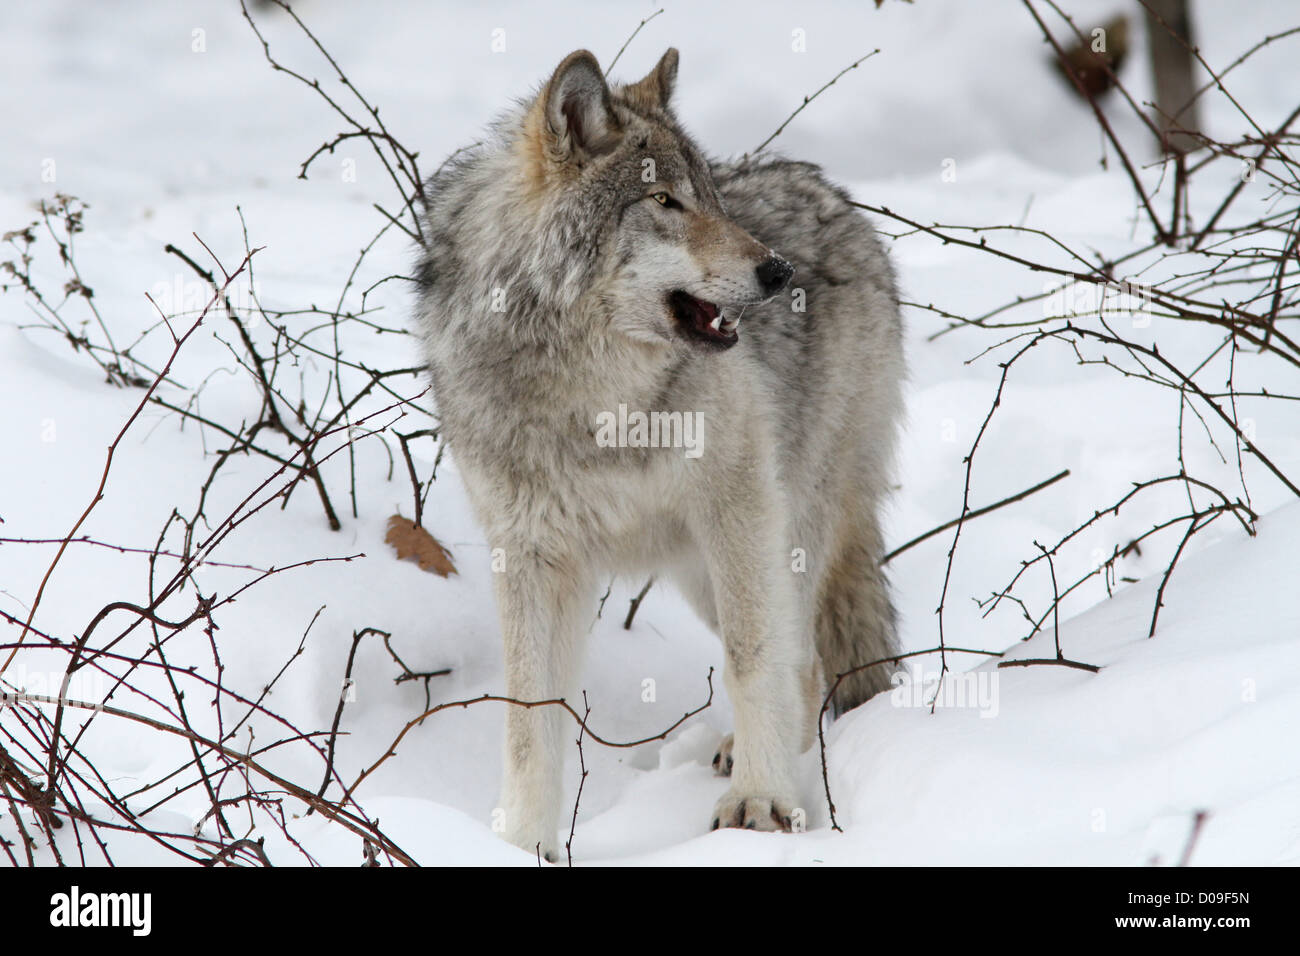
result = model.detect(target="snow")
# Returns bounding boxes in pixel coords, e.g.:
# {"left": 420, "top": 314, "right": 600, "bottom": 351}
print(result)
{"left": 1, "top": 0, "right": 1298, "bottom": 866}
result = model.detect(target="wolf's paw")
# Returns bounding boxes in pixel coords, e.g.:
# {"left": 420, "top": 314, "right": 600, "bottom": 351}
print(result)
{"left": 710, "top": 790, "right": 795, "bottom": 833}
{"left": 711, "top": 733, "right": 735, "bottom": 777}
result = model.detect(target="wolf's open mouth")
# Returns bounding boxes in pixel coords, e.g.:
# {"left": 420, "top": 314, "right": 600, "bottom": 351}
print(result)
{"left": 668, "top": 291, "right": 739, "bottom": 349}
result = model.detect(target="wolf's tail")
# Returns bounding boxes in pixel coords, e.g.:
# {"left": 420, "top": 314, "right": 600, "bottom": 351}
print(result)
{"left": 814, "top": 524, "right": 900, "bottom": 718}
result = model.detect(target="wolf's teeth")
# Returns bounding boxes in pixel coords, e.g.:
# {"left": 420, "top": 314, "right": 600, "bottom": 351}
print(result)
{"left": 709, "top": 314, "right": 723, "bottom": 331}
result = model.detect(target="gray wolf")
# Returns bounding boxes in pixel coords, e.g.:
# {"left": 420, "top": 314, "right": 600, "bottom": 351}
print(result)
{"left": 415, "top": 47, "right": 904, "bottom": 861}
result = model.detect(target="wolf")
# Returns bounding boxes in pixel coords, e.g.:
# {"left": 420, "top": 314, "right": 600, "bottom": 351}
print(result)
{"left": 415, "top": 47, "right": 904, "bottom": 861}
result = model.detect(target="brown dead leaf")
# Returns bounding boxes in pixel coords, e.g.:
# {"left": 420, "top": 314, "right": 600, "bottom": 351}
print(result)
{"left": 385, "top": 514, "right": 457, "bottom": 577}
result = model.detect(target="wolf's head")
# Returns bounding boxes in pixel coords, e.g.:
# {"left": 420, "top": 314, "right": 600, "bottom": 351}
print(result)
{"left": 516, "top": 48, "right": 793, "bottom": 351}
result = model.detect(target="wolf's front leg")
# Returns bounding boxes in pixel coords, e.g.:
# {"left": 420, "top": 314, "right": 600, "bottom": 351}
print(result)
{"left": 492, "top": 551, "right": 592, "bottom": 862}
{"left": 695, "top": 469, "right": 807, "bottom": 833}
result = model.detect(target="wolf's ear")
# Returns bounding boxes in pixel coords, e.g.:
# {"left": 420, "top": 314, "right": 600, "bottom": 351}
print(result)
{"left": 622, "top": 48, "right": 679, "bottom": 112}
{"left": 543, "top": 50, "right": 621, "bottom": 160}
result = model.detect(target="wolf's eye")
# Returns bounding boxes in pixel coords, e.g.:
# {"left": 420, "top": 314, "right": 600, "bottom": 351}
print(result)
{"left": 650, "top": 191, "right": 682, "bottom": 210}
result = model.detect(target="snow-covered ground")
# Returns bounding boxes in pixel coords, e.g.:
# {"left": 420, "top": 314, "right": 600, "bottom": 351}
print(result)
{"left": 1, "top": 0, "right": 1297, "bottom": 866}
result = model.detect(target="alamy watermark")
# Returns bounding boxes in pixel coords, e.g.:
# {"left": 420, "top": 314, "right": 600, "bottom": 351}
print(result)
{"left": 0, "top": 663, "right": 111, "bottom": 711}
{"left": 149, "top": 273, "right": 262, "bottom": 324}
{"left": 1044, "top": 278, "right": 1153, "bottom": 325}
{"left": 890, "top": 664, "right": 999, "bottom": 718}
{"left": 595, "top": 403, "right": 704, "bottom": 459}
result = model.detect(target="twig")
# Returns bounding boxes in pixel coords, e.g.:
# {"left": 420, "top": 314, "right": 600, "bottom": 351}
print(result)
{"left": 203, "top": 836, "right": 273, "bottom": 867}
{"left": 606, "top": 8, "right": 664, "bottom": 75}
{"left": 749, "top": 50, "right": 880, "bottom": 156}
{"left": 882, "top": 469, "right": 1070, "bottom": 564}
{"left": 565, "top": 692, "right": 591, "bottom": 867}
{"left": 342, "top": 668, "right": 715, "bottom": 806}
{"left": 623, "top": 577, "right": 655, "bottom": 630}
{"left": 1176, "top": 809, "right": 1209, "bottom": 866}
{"left": 314, "top": 627, "right": 388, "bottom": 804}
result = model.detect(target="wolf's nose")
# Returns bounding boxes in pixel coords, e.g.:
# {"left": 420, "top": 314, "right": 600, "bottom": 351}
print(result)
{"left": 756, "top": 256, "right": 794, "bottom": 296}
